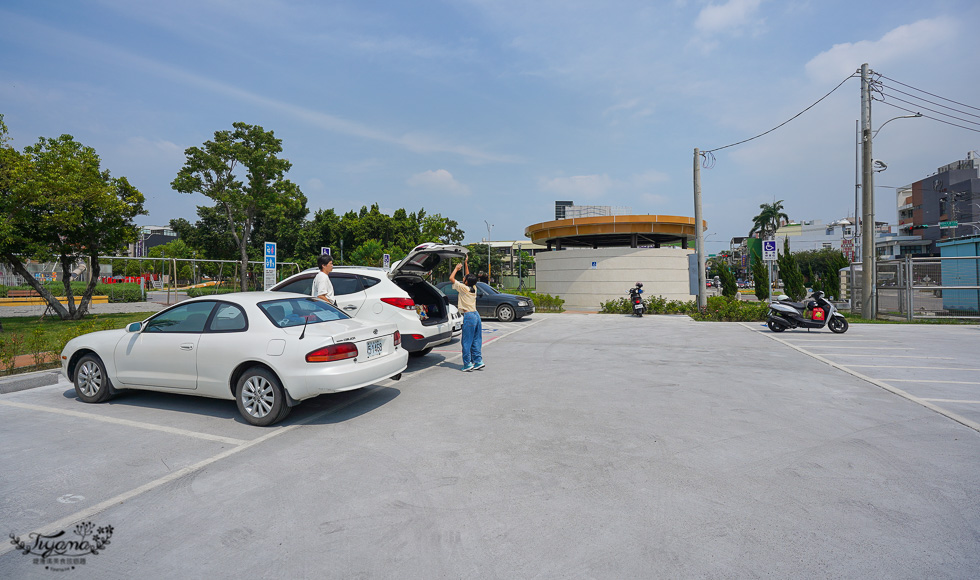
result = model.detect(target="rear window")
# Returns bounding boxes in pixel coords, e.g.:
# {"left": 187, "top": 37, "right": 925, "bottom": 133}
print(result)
{"left": 275, "top": 275, "right": 314, "bottom": 295}
{"left": 259, "top": 297, "right": 349, "bottom": 328}
{"left": 359, "top": 275, "right": 381, "bottom": 289}
{"left": 331, "top": 274, "right": 364, "bottom": 296}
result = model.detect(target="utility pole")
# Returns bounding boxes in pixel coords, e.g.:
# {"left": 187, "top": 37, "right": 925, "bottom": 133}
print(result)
{"left": 694, "top": 148, "right": 706, "bottom": 310}
{"left": 860, "top": 63, "right": 876, "bottom": 319}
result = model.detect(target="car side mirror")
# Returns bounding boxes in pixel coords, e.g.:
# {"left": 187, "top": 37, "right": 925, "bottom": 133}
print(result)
{"left": 443, "top": 295, "right": 450, "bottom": 305}
{"left": 127, "top": 322, "right": 142, "bottom": 333}
{"left": 477, "top": 292, "right": 484, "bottom": 298}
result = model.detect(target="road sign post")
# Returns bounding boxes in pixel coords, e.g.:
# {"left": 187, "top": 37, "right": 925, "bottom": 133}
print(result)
{"left": 383, "top": 253, "right": 391, "bottom": 271}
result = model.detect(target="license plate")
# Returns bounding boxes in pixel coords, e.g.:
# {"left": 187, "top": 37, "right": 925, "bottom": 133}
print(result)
{"left": 365, "top": 338, "right": 384, "bottom": 359}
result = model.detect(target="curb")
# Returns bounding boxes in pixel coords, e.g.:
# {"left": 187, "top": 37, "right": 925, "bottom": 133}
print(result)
{"left": 0, "top": 367, "right": 62, "bottom": 395}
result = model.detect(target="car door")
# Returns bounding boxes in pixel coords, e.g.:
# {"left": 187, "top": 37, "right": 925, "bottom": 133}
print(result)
{"left": 330, "top": 273, "right": 367, "bottom": 317}
{"left": 475, "top": 282, "right": 497, "bottom": 317}
{"left": 195, "top": 301, "right": 251, "bottom": 397}
{"left": 113, "top": 301, "right": 216, "bottom": 389}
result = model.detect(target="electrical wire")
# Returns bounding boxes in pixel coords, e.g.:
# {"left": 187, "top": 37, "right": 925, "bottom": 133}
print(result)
{"left": 874, "top": 92, "right": 980, "bottom": 127}
{"left": 878, "top": 73, "right": 980, "bottom": 113}
{"left": 702, "top": 72, "right": 857, "bottom": 155}
{"left": 878, "top": 83, "right": 980, "bottom": 120}
{"left": 877, "top": 100, "right": 980, "bottom": 134}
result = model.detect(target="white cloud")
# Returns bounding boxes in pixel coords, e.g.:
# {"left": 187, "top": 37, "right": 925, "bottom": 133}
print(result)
{"left": 540, "top": 174, "right": 615, "bottom": 199}
{"left": 540, "top": 171, "right": 671, "bottom": 201}
{"left": 805, "top": 17, "right": 956, "bottom": 84}
{"left": 407, "top": 169, "right": 471, "bottom": 195}
{"left": 694, "top": 0, "right": 763, "bottom": 35}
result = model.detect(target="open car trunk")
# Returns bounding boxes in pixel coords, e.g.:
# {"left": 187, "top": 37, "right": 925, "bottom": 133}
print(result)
{"left": 392, "top": 276, "right": 448, "bottom": 326}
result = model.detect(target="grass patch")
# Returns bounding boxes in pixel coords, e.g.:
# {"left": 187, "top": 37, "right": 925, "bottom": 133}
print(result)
{"left": 0, "top": 313, "right": 151, "bottom": 374}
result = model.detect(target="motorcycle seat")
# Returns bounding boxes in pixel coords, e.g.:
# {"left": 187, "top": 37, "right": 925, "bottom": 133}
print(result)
{"left": 780, "top": 301, "right": 807, "bottom": 310}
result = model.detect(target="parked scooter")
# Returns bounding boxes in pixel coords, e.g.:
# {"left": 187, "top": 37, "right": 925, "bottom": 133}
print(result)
{"left": 628, "top": 282, "right": 645, "bottom": 317}
{"left": 767, "top": 290, "right": 848, "bottom": 333}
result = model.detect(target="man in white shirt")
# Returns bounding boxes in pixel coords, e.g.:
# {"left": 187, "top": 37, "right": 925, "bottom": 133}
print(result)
{"left": 312, "top": 254, "right": 335, "bottom": 305}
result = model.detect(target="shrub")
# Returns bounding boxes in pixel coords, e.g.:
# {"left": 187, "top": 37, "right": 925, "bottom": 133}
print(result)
{"left": 0, "top": 333, "right": 21, "bottom": 374}
{"left": 689, "top": 296, "right": 768, "bottom": 322}
{"left": 599, "top": 295, "right": 698, "bottom": 315}
{"left": 509, "top": 289, "right": 564, "bottom": 313}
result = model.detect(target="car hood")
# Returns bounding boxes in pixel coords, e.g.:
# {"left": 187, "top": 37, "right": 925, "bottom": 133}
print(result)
{"left": 390, "top": 243, "right": 468, "bottom": 277}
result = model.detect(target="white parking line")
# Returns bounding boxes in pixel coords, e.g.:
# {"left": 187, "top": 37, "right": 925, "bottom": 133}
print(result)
{"left": 0, "top": 383, "right": 383, "bottom": 558}
{"left": 884, "top": 379, "right": 980, "bottom": 385}
{"left": 740, "top": 323, "right": 980, "bottom": 435}
{"left": 0, "top": 400, "right": 248, "bottom": 445}
{"left": 795, "top": 346, "right": 916, "bottom": 350}
{"left": 846, "top": 366, "right": 980, "bottom": 371}
{"left": 809, "top": 354, "right": 955, "bottom": 359}
{"left": 923, "top": 399, "right": 980, "bottom": 404}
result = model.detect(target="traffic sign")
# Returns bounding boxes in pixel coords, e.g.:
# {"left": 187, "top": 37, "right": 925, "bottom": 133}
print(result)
{"left": 940, "top": 221, "right": 958, "bottom": 229}
{"left": 263, "top": 241, "right": 277, "bottom": 291}
{"left": 321, "top": 247, "right": 331, "bottom": 255}
{"left": 383, "top": 253, "right": 391, "bottom": 270}
{"left": 762, "top": 240, "right": 777, "bottom": 261}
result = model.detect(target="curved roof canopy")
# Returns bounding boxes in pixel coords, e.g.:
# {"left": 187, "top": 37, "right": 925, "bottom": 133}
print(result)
{"left": 525, "top": 215, "right": 706, "bottom": 248}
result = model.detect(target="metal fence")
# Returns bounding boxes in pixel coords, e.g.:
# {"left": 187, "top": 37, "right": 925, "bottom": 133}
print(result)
{"left": 848, "top": 256, "right": 980, "bottom": 320}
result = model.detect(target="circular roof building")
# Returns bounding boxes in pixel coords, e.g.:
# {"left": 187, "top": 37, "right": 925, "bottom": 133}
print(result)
{"left": 525, "top": 214, "right": 706, "bottom": 250}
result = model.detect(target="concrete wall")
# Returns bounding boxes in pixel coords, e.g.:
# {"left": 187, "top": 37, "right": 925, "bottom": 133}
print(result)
{"left": 535, "top": 247, "right": 695, "bottom": 310}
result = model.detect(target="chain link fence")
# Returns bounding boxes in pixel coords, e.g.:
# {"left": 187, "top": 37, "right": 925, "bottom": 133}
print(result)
{"left": 848, "top": 256, "right": 980, "bottom": 320}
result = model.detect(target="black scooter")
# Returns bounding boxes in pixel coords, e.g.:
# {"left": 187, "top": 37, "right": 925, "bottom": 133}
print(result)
{"left": 628, "top": 283, "right": 645, "bottom": 317}
{"left": 767, "top": 290, "right": 848, "bottom": 333}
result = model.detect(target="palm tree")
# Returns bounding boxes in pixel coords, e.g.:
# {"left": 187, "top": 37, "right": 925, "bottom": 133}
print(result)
{"left": 749, "top": 200, "right": 789, "bottom": 239}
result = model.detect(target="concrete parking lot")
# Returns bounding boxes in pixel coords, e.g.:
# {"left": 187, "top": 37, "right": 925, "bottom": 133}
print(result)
{"left": 2, "top": 314, "right": 979, "bottom": 578}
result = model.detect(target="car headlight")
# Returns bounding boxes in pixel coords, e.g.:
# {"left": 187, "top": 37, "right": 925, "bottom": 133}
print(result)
{"left": 517, "top": 300, "right": 529, "bottom": 307}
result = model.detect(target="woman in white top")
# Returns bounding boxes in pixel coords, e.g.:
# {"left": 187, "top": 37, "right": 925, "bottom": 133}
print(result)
{"left": 451, "top": 256, "right": 483, "bottom": 371}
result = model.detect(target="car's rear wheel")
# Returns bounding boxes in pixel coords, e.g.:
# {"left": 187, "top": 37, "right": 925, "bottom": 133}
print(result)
{"left": 496, "top": 304, "right": 516, "bottom": 322}
{"left": 236, "top": 367, "right": 291, "bottom": 426}
{"left": 409, "top": 347, "right": 433, "bottom": 357}
{"left": 74, "top": 354, "right": 113, "bottom": 403}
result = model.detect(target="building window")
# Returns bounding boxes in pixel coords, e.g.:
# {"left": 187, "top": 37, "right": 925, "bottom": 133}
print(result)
{"left": 826, "top": 227, "right": 834, "bottom": 235}
{"left": 822, "top": 243, "right": 832, "bottom": 249}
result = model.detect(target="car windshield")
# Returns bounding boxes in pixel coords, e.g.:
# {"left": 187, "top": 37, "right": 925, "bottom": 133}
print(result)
{"left": 476, "top": 282, "right": 499, "bottom": 294}
{"left": 259, "top": 297, "right": 349, "bottom": 328}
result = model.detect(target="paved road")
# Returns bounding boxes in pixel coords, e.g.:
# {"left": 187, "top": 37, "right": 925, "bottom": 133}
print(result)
{"left": 1, "top": 314, "right": 978, "bottom": 578}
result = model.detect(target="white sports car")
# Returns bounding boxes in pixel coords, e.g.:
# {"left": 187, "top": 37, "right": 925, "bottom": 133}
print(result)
{"left": 60, "top": 292, "right": 408, "bottom": 426}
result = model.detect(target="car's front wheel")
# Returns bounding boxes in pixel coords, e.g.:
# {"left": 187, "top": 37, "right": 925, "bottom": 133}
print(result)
{"left": 74, "top": 354, "right": 113, "bottom": 403}
{"left": 236, "top": 367, "right": 291, "bottom": 426}
{"left": 496, "top": 304, "right": 516, "bottom": 322}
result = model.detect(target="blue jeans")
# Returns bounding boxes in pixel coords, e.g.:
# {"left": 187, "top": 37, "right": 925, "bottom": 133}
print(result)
{"left": 461, "top": 311, "right": 483, "bottom": 366}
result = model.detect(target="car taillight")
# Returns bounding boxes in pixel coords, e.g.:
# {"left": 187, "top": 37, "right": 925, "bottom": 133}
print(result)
{"left": 407, "top": 334, "right": 424, "bottom": 340}
{"left": 381, "top": 297, "right": 415, "bottom": 310}
{"left": 306, "top": 343, "right": 358, "bottom": 363}
{"left": 393, "top": 331, "right": 401, "bottom": 346}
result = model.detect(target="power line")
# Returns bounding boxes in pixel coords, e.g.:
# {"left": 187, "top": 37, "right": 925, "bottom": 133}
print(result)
{"left": 702, "top": 72, "right": 857, "bottom": 155}
{"left": 878, "top": 73, "right": 980, "bottom": 113}
{"left": 878, "top": 82, "right": 980, "bottom": 120}
{"left": 875, "top": 91, "right": 980, "bottom": 127}
{"left": 878, "top": 100, "right": 980, "bottom": 134}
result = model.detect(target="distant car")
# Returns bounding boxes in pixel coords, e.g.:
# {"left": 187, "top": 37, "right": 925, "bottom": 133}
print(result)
{"left": 61, "top": 292, "right": 407, "bottom": 426}
{"left": 272, "top": 243, "right": 467, "bottom": 356}
{"left": 436, "top": 282, "right": 534, "bottom": 322}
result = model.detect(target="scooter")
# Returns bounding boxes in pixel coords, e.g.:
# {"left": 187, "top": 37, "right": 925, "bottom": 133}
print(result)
{"left": 628, "top": 282, "right": 645, "bottom": 317}
{"left": 767, "top": 290, "right": 848, "bottom": 333}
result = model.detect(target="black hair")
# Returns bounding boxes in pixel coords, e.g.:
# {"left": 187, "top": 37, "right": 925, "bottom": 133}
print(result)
{"left": 317, "top": 254, "right": 333, "bottom": 269}
{"left": 464, "top": 273, "right": 478, "bottom": 291}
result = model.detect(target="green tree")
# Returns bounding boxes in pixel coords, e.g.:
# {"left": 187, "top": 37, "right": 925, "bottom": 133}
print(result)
{"left": 465, "top": 244, "right": 504, "bottom": 283}
{"left": 0, "top": 126, "right": 145, "bottom": 319}
{"left": 349, "top": 239, "right": 385, "bottom": 267}
{"left": 751, "top": 249, "right": 770, "bottom": 301}
{"left": 749, "top": 200, "right": 789, "bottom": 239}
{"left": 777, "top": 238, "right": 807, "bottom": 301}
{"left": 171, "top": 122, "right": 302, "bottom": 289}
{"left": 718, "top": 264, "right": 738, "bottom": 299}
{"left": 294, "top": 208, "right": 342, "bottom": 268}
{"left": 515, "top": 250, "right": 534, "bottom": 279}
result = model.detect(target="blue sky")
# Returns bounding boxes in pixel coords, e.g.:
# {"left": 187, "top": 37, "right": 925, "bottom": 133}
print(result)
{"left": 2, "top": 0, "right": 979, "bottom": 251}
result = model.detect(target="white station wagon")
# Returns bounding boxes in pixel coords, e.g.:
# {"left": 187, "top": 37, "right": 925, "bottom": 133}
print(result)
{"left": 61, "top": 292, "right": 408, "bottom": 426}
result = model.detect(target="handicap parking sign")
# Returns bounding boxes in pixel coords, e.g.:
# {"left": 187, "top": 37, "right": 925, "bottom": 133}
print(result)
{"left": 762, "top": 240, "right": 777, "bottom": 261}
